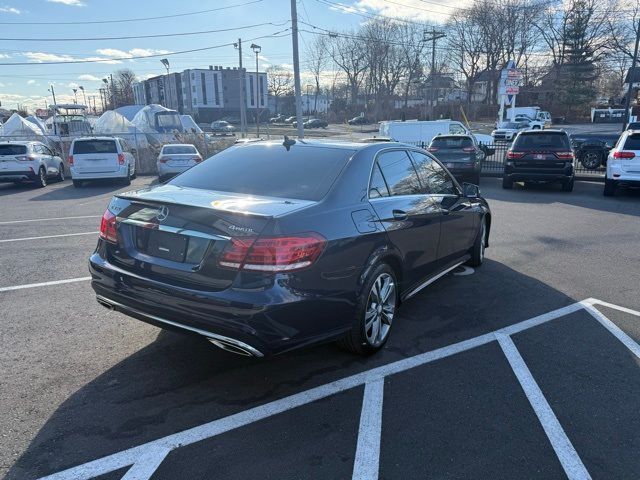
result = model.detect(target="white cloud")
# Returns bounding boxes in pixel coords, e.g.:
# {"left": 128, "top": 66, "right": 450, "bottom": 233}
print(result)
{"left": 27, "top": 79, "right": 36, "bottom": 85}
{"left": 354, "top": 0, "right": 458, "bottom": 22}
{"left": 78, "top": 74, "right": 101, "bottom": 81}
{"left": 96, "top": 48, "right": 171, "bottom": 60}
{"left": 47, "top": 0, "right": 85, "bottom": 6}
{"left": 23, "top": 51, "right": 121, "bottom": 64}
{"left": 0, "top": 5, "right": 20, "bottom": 14}
{"left": 0, "top": 53, "right": 10, "bottom": 59}
{"left": 68, "top": 82, "right": 79, "bottom": 88}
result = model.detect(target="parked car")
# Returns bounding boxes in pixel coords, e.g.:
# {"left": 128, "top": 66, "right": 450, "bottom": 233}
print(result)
{"left": 570, "top": 133, "right": 619, "bottom": 170}
{"left": 210, "top": 121, "right": 236, "bottom": 135}
{"left": 90, "top": 140, "right": 491, "bottom": 357}
{"left": 512, "top": 115, "right": 545, "bottom": 129}
{"left": 348, "top": 116, "right": 370, "bottom": 126}
{"left": 69, "top": 137, "right": 135, "bottom": 188}
{"left": 492, "top": 121, "right": 530, "bottom": 142}
{"left": 427, "top": 134, "right": 483, "bottom": 185}
{"left": 604, "top": 130, "right": 640, "bottom": 196}
{"left": 304, "top": 118, "right": 328, "bottom": 129}
{"left": 503, "top": 129, "right": 575, "bottom": 191}
{"left": 157, "top": 144, "right": 202, "bottom": 182}
{"left": 284, "top": 116, "right": 297, "bottom": 124}
{"left": 0, "top": 141, "right": 65, "bottom": 187}
{"left": 291, "top": 117, "right": 310, "bottom": 128}
{"left": 270, "top": 114, "right": 285, "bottom": 123}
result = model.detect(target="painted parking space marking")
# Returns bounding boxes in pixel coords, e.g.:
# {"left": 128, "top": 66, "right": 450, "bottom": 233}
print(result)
{"left": 0, "top": 215, "right": 101, "bottom": 225}
{"left": 0, "top": 277, "right": 91, "bottom": 293}
{"left": 0, "top": 231, "right": 97, "bottom": 243}
{"left": 36, "top": 298, "right": 640, "bottom": 480}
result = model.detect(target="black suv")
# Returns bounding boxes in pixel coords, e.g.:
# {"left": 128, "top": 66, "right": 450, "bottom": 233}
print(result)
{"left": 503, "top": 129, "right": 575, "bottom": 191}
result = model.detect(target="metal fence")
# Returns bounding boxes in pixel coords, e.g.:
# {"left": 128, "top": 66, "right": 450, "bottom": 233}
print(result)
{"left": 409, "top": 141, "right": 606, "bottom": 178}
{"left": 0, "top": 132, "right": 237, "bottom": 176}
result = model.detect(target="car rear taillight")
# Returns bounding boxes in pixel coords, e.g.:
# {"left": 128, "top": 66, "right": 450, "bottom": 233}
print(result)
{"left": 118, "top": 153, "right": 125, "bottom": 165}
{"left": 219, "top": 233, "right": 326, "bottom": 272}
{"left": 613, "top": 151, "right": 636, "bottom": 159}
{"left": 427, "top": 147, "right": 438, "bottom": 152}
{"left": 99, "top": 209, "right": 117, "bottom": 243}
{"left": 194, "top": 155, "right": 203, "bottom": 163}
{"left": 462, "top": 147, "right": 476, "bottom": 153}
{"left": 67, "top": 154, "right": 74, "bottom": 165}
{"left": 506, "top": 151, "right": 525, "bottom": 159}
{"left": 554, "top": 152, "right": 574, "bottom": 160}
{"left": 158, "top": 156, "right": 168, "bottom": 163}
{"left": 16, "top": 155, "right": 35, "bottom": 161}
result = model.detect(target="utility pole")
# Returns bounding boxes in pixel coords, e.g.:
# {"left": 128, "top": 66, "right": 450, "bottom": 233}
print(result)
{"left": 622, "top": 17, "right": 640, "bottom": 132}
{"left": 110, "top": 74, "right": 116, "bottom": 110}
{"left": 234, "top": 39, "right": 248, "bottom": 137}
{"left": 424, "top": 28, "right": 445, "bottom": 120}
{"left": 250, "top": 43, "right": 262, "bottom": 138}
{"left": 290, "top": 0, "right": 304, "bottom": 138}
{"left": 49, "top": 84, "right": 58, "bottom": 135}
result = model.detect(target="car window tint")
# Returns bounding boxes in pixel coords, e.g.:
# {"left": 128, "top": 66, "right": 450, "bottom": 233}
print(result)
{"left": 430, "top": 137, "right": 473, "bottom": 149}
{"left": 43, "top": 146, "right": 53, "bottom": 156}
{"left": 513, "top": 133, "right": 570, "bottom": 150}
{"left": 408, "top": 151, "right": 434, "bottom": 194}
{"left": 376, "top": 150, "right": 422, "bottom": 196}
{"left": 163, "top": 145, "right": 198, "bottom": 155}
{"left": 623, "top": 134, "right": 640, "bottom": 150}
{"left": 369, "top": 163, "right": 389, "bottom": 198}
{"left": 171, "top": 144, "right": 353, "bottom": 201}
{"left": 73, "top": 140, "right": 118, "bottom": 154}
{"left": 0, "top": 144, "right": 27, "bottom": 155}
{"left": 411, "top": 151, "right": 457, "bottom": 195}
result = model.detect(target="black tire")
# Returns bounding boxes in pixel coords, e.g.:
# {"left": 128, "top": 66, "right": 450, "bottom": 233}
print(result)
{"left": 561, "top": 178, "right": 574, "bottom": 192}
{"left": 130, "top": 164, "right": 137, "bottom": 180}
{"left": 72, "top": 180, "right": 83, "bottom": 188}
{"left": 502, "top": 176, "right": 513, "bottom": 189}
{"left": 467, "top": 216, "right": 487, "bottom": 267}
{"left": 122, "top": 172, "right": 131, "bottom": 186}
{"left": 55, "top": 163, "right": 65, "bottom": 182}
{"left": 603, "top": 176, "right": 616, "bottom": 196}
{"left": 580, "top": 151, "right": 602, "bottom": 170}
{"left": 337, "top": 263, "right": 398, "bottom": 355}
{"left": 33, "top": 167, "right": 47, "bottom": 188}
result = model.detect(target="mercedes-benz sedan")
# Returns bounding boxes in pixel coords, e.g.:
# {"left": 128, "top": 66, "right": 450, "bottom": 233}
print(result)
{"left": 90, "top": 140, "right": 491, "bottom": 357}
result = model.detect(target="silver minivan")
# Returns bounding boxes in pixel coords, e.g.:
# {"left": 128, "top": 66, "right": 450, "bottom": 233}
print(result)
{"left": 69, "top": 136, "right": 136, "bottom": 187}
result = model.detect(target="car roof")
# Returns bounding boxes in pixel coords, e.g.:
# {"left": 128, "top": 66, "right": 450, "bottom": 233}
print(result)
{"left": 162, "top": 143, "right": 196, "bottom": 148}
{"left": 72, "top": 136, "right": 120, "bottom": 142}
{"left": 232, "top": 138, "right": 424, "bottom": 156}
{"left": 0, "top": 140, "right": 38, "bottom": 146}
{"left": 519, "top": 129, "right": 567, "bottom": 134}
{"left": 433, "top": 134, "right": 473, "bottom": 138}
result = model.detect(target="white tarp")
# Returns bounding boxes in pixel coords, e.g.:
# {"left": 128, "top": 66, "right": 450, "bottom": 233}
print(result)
{"left": 180, "top": 115, "right": 203, "bottom": 133}
{"left": 2, "top": 113, "right": 43, "bottom": 136}
{"left": 24, "top": 115, "right": 47, "bottom": 134}
{"left": 131, "top": 104, "right": 184, "bottom": 134}
{"left": 93, "top": 110, "right": 149, "bottom": 149}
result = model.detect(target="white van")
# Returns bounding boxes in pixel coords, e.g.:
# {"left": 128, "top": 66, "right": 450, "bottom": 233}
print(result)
{"left": 69, "top": 136, "right": 136, "bottom": 187}
{"left": 378, "top": 120, "right": 493, "bottom": 146}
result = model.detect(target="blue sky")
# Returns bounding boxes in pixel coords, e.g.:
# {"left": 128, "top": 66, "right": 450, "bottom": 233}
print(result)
{"left": 0, "top": 0, "right": 452, "bottom": 110}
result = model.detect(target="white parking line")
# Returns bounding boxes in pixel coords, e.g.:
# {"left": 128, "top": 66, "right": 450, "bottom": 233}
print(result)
{"left": 37, "top": 300, "right": 591, "bottom": 480}
{"left": 497, "top": 334, "right": 591, "bottom": 480}
{"left": 0, "top": 215, "right": 101, "bottom": 225}
{"left": 0, "top": 277, "right": 91, "bottom": 293}
{"left": 352, "top": 379, "right": 384, "bottom": 480}
{"left": 0, "top": 232, "right": 97, "bottom": 243}
{"left": 120, "top": 447, "right": 171, "bottom": 480}
{"left": 582, "top": 299, "right": 640, "bottom": 360}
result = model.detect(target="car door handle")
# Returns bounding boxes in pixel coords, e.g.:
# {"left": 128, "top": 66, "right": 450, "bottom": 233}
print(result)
{"left": 392, "top": 209, "right": 408, "bottom": 220}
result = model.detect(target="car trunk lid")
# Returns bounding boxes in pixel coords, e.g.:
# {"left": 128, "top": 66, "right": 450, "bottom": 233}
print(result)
{"left": 72, "top": 139, "right": 120, "bottom": 174}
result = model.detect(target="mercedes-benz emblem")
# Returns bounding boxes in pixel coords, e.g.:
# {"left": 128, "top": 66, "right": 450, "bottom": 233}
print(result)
{"left": 156, "top": 206, "right": 169, "bottom": 222}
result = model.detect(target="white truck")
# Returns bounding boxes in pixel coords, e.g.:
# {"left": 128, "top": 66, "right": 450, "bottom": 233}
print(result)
{"left": 378, "top": 119, "right": 493, "bottom": 146}
{"left": 506, "top": 107, "right": 551, "bottom": 127}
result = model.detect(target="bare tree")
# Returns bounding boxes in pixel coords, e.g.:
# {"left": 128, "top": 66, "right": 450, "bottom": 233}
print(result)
{"left": 266, "top": 65, "right": 293, "bottom": 114}
{"left": 112, "top": 69, "right": 137, "bottom": 107}
{"left": 329, "top": 32, "right": 368, "bottom": 106}
{"left": 305, "top": 36, "right": 328, "bottom": 114}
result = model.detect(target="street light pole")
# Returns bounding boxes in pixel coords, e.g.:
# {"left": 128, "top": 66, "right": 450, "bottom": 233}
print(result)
{"left": 622, "top": 17, "right": 640, "bottom": 131}
{"left": 290, "top": 0, "right": 304, "bottom": 138}
{"left": 72, "top": 88, "right": 78, "bottom": 104}
{"left": 234, "top": 39, "right": 247, "bottom": 138}
{"left": 79, "top": 85, "right": 87, "bottom": 106}
{"left": 251, "top": 43, "right": 261, "bottom": 138}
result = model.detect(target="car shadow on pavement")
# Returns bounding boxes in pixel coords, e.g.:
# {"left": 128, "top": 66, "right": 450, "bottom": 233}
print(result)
{"left": 6, "top": 260, "right": 581, "bottom": 479}
{"left": 484, "top": 178, "right": 640, "bottom": 217}
{"left": 28, "top": 179, "right": 154, "bottom": 202}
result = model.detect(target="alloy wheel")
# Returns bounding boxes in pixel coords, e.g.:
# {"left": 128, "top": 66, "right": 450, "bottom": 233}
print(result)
{"left": 364, "top": 273, "right": 396, "bottom": 346}
{"left": 581, "top": 152, "right": 601, "bottom": 170}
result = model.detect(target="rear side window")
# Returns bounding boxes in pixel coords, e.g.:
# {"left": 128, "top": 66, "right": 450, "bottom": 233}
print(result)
{"left": 0, "top": 144, "right": 27, "bottom": 155}
{"left": 623, "top": 134, "right": 640, "bottom": 150}
{"left": 410, "top": 151, "right": 458, "bottom": 195}
{"left": 73, "top": 140, "right": 117, "bottom": 154}
{"left": 514, "top": 133, "right": 570, "bottom": 150}
{"left": 163, "top": 145, "right": 198, "bottom": 155}
{"left": 376, "top": 150, "right": 421, "bottom": 196}
{"left": 369, "top": 163, "right": 389, "bottom": 198}
{"left": 170, "top": 145, "right": 353, "bottom": 201}
{"left": 430, "top": 137, "right": 473, "bottom": 149}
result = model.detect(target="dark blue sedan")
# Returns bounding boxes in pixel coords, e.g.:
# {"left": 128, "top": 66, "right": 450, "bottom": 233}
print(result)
{"left": 90, "top": 139, "right": 491, "bottom": 357}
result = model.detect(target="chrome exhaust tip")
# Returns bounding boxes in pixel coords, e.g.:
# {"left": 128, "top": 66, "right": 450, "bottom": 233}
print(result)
{"left": 207, "top": 338, "right": 255, "bottom": 357}
{"left": 96, "top": 297, "right": 116, "bottom": 311}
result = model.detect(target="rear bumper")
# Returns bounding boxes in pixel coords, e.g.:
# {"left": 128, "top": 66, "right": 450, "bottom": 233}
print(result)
{"left": 89, "top": 252, "right": 356, "bottom": 356}
{"left": 0, "top": 170, "right": 38, "bottom": 181}
{"left": 157, "top": 164, "right": 191, "bottom": 177}
{"left": 71, "top": 165, "right": 128, "bottom": 180}
{"left": 504, "top": 164, "right": 574, "bottom": 182}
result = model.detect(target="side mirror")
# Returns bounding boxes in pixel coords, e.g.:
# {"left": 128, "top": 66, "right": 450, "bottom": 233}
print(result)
{"left": 463, "top": 182, "right": 480, "bottom": 198}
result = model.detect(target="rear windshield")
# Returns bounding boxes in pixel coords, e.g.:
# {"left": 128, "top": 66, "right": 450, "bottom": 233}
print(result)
{"left": 0, "top": 144, "right": 27, "bottom": 155}
{"left": 431, "top": 137, "right": 473, "bottom": 149}
{"left": 73, "top": 140, "right": 117, "bottom": 154}
{"left": 170, "top": 144, "right": 353, "bottom": 200}
{"left": 501, "top": 122, "right": 521, "bottom": 129}
{"left": 623, "top": 134, "right": 640, "bottom": 150}
{"left": 162, "top": 145, "right": 197, "bottom": 155}
{"left": 513, "top": 132, "right": 570, "bottom": 150}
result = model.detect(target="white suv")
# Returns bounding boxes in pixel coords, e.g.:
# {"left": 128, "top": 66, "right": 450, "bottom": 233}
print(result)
{"left": 0, "top": 141, "right": 65, "bottom": 187}
{"left": 605, "top": 130, "right": 640, "bottom": 196}
{"left": 69, "top": 136, "right": 136, "bottom": 188}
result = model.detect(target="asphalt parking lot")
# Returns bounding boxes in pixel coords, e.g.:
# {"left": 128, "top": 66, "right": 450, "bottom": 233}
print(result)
{"left": 1, "top": 176, "right": 639, "bottom": 480}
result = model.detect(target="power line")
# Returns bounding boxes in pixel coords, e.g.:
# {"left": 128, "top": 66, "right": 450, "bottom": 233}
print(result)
{"left": 0, "top": 29, "right": 291, "bottom": 66}
{"left": 0, "top": 21, "right": 289, "bottom": 42}
{"left": 0, "top": 0, "right": 264, "bottom": 25}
